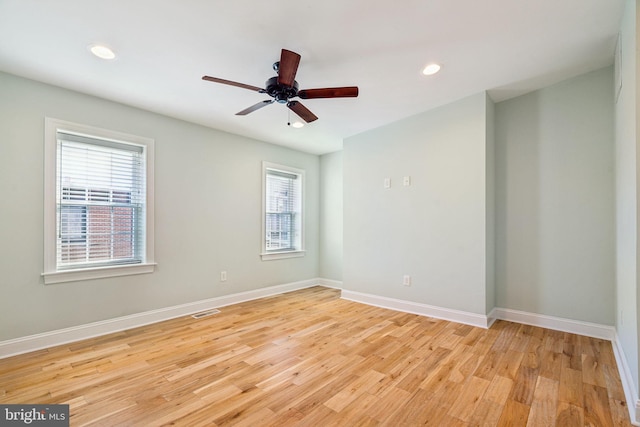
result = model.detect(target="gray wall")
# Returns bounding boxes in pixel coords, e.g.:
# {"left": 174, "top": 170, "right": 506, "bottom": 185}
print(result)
{"left": 343, "top": 92, "right": 493, "bottom": 315}
{"left": 615, "top": 0, "right": 639, "bottom": 398}
{"left": 495, "top": 66, "right": 615, "bottom": 325}
{"left": 0, "top": 72, "right": 320, "bottom": 341}
{"left": 341, "top": 67, "right": 614, "bottom": 326}
{"left": 319, "top": 151, "right": 343, "bottom": 281}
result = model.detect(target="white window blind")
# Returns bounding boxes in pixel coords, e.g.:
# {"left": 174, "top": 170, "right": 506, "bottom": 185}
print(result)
{"left": 262, "top": 163, "right": 304, "bottom": 259}
{"left": 265, "top": 170, "right": 298, "bottom": 251}
{"left": 56, "top": 132, "right": 145, "bottom": 269}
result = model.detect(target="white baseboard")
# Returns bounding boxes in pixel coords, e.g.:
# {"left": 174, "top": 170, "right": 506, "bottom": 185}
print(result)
{"left": 317, "top": 278, "right": 343, "bottom": 289}
{"left": 0, "top": 278, "right": 321, "bottom": 359}
{"left": 340, "top": 290, "right": 616, "bottom": 341}
{"left": 486, "top": 307, "right": 498, "bottom": 328}
{"left": 492, "top": 307, "right": 616, "bottom": 341}
{"left": 341, "top": 289, "right": 491, "bottom": 328}
{"left": 612, "top": 334, "right": 640, "bottom": 426}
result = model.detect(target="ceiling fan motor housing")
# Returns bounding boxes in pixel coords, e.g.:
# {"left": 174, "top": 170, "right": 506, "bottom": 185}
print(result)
{"left": 265, "top": 76, "right": 299, "bottom": 103}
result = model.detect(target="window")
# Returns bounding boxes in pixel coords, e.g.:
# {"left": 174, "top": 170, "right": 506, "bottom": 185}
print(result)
{"left": 261, "top": 162, "right": 305, "bottom": 260}
{"left": 43, "top": 118, "right": 155, "bottom": 284}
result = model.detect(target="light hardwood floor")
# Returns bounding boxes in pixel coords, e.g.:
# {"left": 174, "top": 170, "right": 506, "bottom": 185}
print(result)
{"left": 0, "top": 286, "right": 632, "bottom": 426}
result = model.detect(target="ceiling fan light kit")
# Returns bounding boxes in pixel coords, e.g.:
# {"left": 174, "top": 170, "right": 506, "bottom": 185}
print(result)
{"left": 202, "top": 49, "right": 359, "bottom": 124}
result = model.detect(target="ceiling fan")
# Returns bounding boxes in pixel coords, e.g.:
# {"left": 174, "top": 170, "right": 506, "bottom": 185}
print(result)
{"left": 202, "top": 49, "right": 358, "bottom": 123}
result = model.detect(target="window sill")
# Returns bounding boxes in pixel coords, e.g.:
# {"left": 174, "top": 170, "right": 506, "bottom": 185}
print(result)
{"left": 261, "top": 250, "right": 306, "bottom": 261}
{"left": 42, "top": 263, "right": 156, "bottom": 285}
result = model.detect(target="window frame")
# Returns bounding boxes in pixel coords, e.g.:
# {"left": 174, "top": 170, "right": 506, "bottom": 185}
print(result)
{"left": 43, "top": 118, "right": 155, "bottom": 284}
{"left": 261, "top": 161, "right": 305, "bottom": 261}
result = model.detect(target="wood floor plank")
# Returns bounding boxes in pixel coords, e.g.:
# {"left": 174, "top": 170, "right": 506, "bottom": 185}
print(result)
{"left": 583, "top": 353, "right": 608, "bottom": 388}
{"left": 0, "top": 286, "right": 632, "bottom": 426}
{"left": 497, "top": 399, "right": 531, "bottom": 427}
{"left": 448, "top": 375, "right": 490, "bottom": 422}
{"left": 539, "top": 347, "right": 563, "bottom": 381}
{"left": 397, "top": 346, "right": 450, "bottom": 392}
{"left": 610, "top": 398, "right": 633, "bottom": 427}
{"left": 556, "top": 401, "right": 584, "bottom": 427}
{"left": 563, "top": 342, "right": 583, "bottom": 371}
{"left": 559, "top": 367, "right": 583, "bottom": 407}
{"left": 584, "top": 383, "right": 615, "bottom": 427}
{"left": 526, "top": 376, "right": 559, "bottom": 426}
{"left": 495, "top": 349, "right": 525, "bottom": 380}
{"left": 323, "top": 369, "right": 385, "bottom": 412}
{"left": 469, "top": 399, "right": 505, "bottom": 427}
{"left": 603, "top": 363, "right": 627, "bottom": 402}
{"left": 332, "top": 391, "right": 379, "bottom": 426}
{"left": 484, "top": 374, "right": 514, "bottom": 406}
{"left": 509, "top": 365, "right": 540, "bottom": 405}
{"left": 382, "top": 387, "right": 438, "bottom": 425}
{"left": 366, "top": 386, "right": 413, "bottom": 422}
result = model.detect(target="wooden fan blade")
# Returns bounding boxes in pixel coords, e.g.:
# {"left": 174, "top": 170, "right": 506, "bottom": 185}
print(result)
{"left": 236, "top": 100, "right": 274, "bottom": 116}
{"left": 202, "top": 76, "right": 264, "bottom": 92}
{"left": 277, "top": 49, "right": 301, "bottom": 88}
{"left": 287, "top": 101, "right": 318, "bottom": 123}
{"left": 297, "top": 86, "right": 359, "bottom": 99}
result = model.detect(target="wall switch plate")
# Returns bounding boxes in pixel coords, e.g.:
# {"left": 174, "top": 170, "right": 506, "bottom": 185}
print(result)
{"left": 403, "top": 176, "right": 411, "bottom": 186}
{"left": 220, "top": 271, "right": 227, "bottom": 282}
{"left": 403, "top": 275, "right": 411, "bottom": 286}
{"left": 384, "top": 178, "right": 391, "bottom": 189}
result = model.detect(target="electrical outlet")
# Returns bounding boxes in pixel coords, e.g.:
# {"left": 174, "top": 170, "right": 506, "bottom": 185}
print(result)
{"left": 220, "top": 271, "right": 227, "bottom": 282}
{"left": 403, "top": 275, "right": 411, "bottom": 286}
{"left": 403, "top": 176, "right": 411, "bottom": 186}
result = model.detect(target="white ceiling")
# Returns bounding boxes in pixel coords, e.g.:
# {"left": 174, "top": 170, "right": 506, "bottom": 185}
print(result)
{"left": 0, "top": 1, "right": 625, "bottom": 155}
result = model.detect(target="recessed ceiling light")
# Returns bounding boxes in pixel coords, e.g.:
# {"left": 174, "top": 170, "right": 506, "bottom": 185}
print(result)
{"left": 422, "top": 63, "right": 441, "bottom": 76}
{"left": 291, "top": 121, "right": 304, "bottom": 128}
{"left": 89, "top": 44, "right": 116, "bottom": 60}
